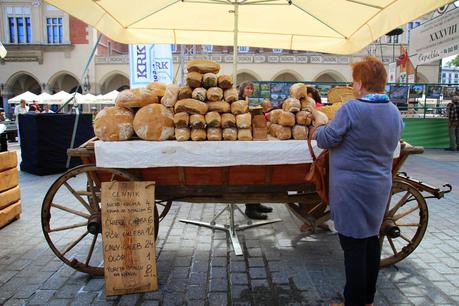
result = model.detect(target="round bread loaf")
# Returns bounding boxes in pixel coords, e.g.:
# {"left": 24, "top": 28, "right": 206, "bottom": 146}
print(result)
{"left": 203, "top": 73, "right": 218, "bottom": 88}
{"left": 133, "top": 104, "right": 174, "bottom": 140}
{"left": 162, "top": 84, "right": 180, "bottom": 107}
{"left": 178, "top": 86, "right": 193, "bottom": 100}
{"left": 174, "top": 112, "right": 189, "bottom": 128}
{"left": 205, "top": 111, "right": 221, "bottom": 128}
{"left": 191, "top": 128, "right": 207, "bottom": 141}
{"left": 146, "top": 82, "right": 166, "bottom": 97}
{"left": 224, "top": 88, "right": 238, "bottom": 103}
{"left": 207, "top": 128, "right": 222, "bottom": 141}
{"left": 278, "top": 111, "right": 295, "bottom": 127}
{"left": 223, "top": 128, "right": 237, "bottom": 141}
{"left": 175, "top": 128, "right": 190, "bottom": 141}
{"left": 115, "top": 88, "right": 158, "bottom": 108}
{"left": 189, "top": 114, "right": 206, "bottom": 129}
{"left": 192, "top": 87, "right": 207, "bottom": 102}
{"left": 238, "top": 129, "right": 253, "bottom": 141}
{"left": 289, "top": 83, "right": 307, "bottom": 100}
{"left": 292, "top": 125, "right": 308, "bottom": 140}
{"left": 187, "top": 72, "right": 203, "bottom": 88}
{"left": 93, "top": 106, "right": 134, "bottom": 141}
{"left": 207, "top": 87, "right": 223, "bottom": 102}
{"left": 282, "top": 97, "right": 301, "bottom": 113}
{"left": 221, "top": 113, "right": 236, "bottom": 128}
{"left": 231, "top": 100, "right": 249, "bottom": 115}
{"left": 217, "top": 75, "right": 233, "bottom": 90}
{"left": 236, "top": 113, "right": 252, "bottom": 129}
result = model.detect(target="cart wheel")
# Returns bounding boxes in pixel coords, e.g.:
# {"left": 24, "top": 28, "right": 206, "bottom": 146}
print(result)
{"left": 41, "top": 164, "right": 159, "bottom": 276}
{"left": 379, "top": 178, "right": 428, "bottom": 267}
{"left": 155, "top": 200, "right": 173, "bottom": 222}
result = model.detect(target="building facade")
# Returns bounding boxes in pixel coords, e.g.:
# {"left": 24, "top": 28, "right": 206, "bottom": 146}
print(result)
{"left": 0, "top": 0, "right": 442, "bottom": 115}
{"left": 441, "top": 66, "right": 459, "bottom": 84}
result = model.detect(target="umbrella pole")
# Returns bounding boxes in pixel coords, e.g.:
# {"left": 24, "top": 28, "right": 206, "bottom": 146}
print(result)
{"left": 232, "top": 2, "right": 239, "bottom": 88}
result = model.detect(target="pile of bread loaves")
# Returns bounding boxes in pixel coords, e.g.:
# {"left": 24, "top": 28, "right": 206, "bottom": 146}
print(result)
{"left": 93, "top": 59, "right": 255, "bottom": 141}
{"left": 266, "top": 83, "right": 329, "bottom": 140}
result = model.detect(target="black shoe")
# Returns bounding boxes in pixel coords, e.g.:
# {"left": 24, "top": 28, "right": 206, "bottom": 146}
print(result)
{"left": 257, "top": 204, "right": 273, "bottom": 213}
{"left": 245, "top": 208, "right": 268, "bottom": 220}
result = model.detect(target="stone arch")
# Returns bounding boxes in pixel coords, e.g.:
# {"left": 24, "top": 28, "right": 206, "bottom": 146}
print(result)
{"left": 271, "top": 70, "right": 302, "bottom": 82}
{"left": 236, "top": 69, "right": 261, "bottom": 85}
{"left": 5, "top": 71, "right": 42, "bottom": 96}
{"left": 99, "top": 71, "right": 130, "bottom": 94}
{"left": 312, "top": 70, "right": 347, "bottom": 82}
{"left": 47, "top": 71, "right": 82, "bottom": 93}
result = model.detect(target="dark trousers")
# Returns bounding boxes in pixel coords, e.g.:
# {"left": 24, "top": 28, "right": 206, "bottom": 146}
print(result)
{"left": 338, "top": 234, "right": 381, "bottom": 306}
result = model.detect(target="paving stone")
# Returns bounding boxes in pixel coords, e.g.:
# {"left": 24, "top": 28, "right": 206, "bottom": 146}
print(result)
{"left": 209, "top": 277, "right": 227, "bottom": 292}
{"left": 210, "top": 257, "right": 227, "bottom": 267}
{"left": 54, "top": 284, "right": 82, "bottom": 299}
{"left": 2, "top": 298, "right": 27, "bottom": 306}
{"left": 28, "top": 289, "right": 56, "bottom": 305}
{"left": 230, "top": 273, "right": 249, "bottom": 285}
{"left": 248, "top": 258, "right": 264, "bottom": 267}
{"left": 249, "top": 267, "right": 267, "bottom": 279}
{"left": 117, "top": 293, "right": 141, "bottom": 305}
{"left": 13, "top": 283, "right": 41, "bottom": 299}
{"left": 82, "top": 278, "right": 104, "bottom": 291}
{"left": 210, "top": 266, "right": 227, "bottom": 278}
{"left": 69, "top": 291, "right": 98, "bottom": 305}
{"left": 47, "top": 299, "right": 72, "bottom": 306}
{"left": 186, "top": 285, "right": 206, "bottom": 300}
{"left": 229, "top": 261, "right": 246, "bottom": 273}
{"left": 208, "top": 292, "right": 227, "bottom": 306}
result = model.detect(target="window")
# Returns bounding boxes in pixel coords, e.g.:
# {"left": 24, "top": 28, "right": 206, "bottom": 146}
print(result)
{"left": 393, "top": 35, "right": 399, "bottom": 44}
{"left": 107, "top": 41, "right": 112, "bottom": 56}
{"left": 6, "top": 7, "right": 32, "bottom": 43}
{"left": 238, "top": 46, "right": 249, "bottom": 53}
{"left": 455, "top": 73, "right": 459, "bottom": 78}
{"left": 406, "top": 21, "right": 422, "bottom": 43}
{"left": 171, "top": 44, "right": 177, "bottom": 52}
{"left": 202, "top": 45, "right": 213, "bottom": 53}
{"left": 46, "top": 17, "right": 64, "bottom": 44}
{"left": 272, "top": 48, "right": 283, "bottom": 53}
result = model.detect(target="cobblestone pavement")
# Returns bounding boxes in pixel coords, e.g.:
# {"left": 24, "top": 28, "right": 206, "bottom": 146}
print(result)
{"left": 0, "top": 146, "right": 458, "bottom": 306}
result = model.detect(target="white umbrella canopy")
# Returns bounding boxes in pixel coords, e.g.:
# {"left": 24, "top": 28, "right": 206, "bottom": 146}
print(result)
{"left": 50, "top": 90, "right": 73, "bottom": 104}
{"left": 77, "top": 93, "right": 98, "bottom": 104}
{"left": 96, "top": 90, "right": 119, "bottom": 104}
{"left": 36, "top": 92, "right": 54, "bottom": 104}
{"left": 45, "top": 0, "right": 449, "bottom": 54}
{"left": 8, "top": 91, "right": 39, "bottom": 103}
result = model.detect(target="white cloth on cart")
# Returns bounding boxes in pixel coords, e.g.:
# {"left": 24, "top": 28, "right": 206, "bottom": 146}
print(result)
{"left": 95, "top": 140, "right": 401, "bottom": 169}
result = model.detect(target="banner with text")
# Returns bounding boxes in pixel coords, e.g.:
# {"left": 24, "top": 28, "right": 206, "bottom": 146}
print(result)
{"left": 409, "top": 7, "right": 459, "bottom": 66}
{"left": 129, "top": 44, "right": 173, "bottom": 88}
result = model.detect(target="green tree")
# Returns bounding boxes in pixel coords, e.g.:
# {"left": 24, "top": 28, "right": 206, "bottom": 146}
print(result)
{"left": 447, "top": 55, "right": 459, "bottom": 67}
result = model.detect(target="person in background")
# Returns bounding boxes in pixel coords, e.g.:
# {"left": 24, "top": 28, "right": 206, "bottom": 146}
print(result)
{"left": 446, "top": 96, "right": 459, "bottom": 151}
{"left": 32, "top": 100, "right": 41, "bottom": 112}
{"left": 28, "top": 104, "right": 40, "bottom": 113}
{"left": 238, "top": 81, "right": 273, "bottom": 220}
{"left": 310, "top": 56, "right": 403, "bottom": 306}
{"left": 42, "top": 104, "right": 54, "bottom": 113}
{"left": 14, "top": 99, "right": 29, "bottom": 143}
{"left": 307, "top": 86, "right": 323, "bottom": 107}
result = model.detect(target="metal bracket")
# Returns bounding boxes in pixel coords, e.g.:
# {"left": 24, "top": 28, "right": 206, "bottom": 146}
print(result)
{"left": 180, "top": 204, "right": 281, "bottom": 255}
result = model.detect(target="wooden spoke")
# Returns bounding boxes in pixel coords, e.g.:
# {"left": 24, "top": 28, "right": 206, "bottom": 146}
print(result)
{"left": 388, "top": 191, "right": 411, "bottom": 217}
{"left": 62, "top": 231, "right": 89, "bottom": 256}
{"left": 49, "top": 221, "right": 88, "bottom": 233}
{"left": 399, "top": 233, "right": 412, "bottom": 243}
{"left": 307, "top": 203, "right": 322, "bottom": 215}
{"left": 394, "top": 205, "right": 419, "bottom": 221}
{"left": 396, "top": 222, "right": 420, "bottom": 227}
{"left": 387, "top": 237, "right": 397, "bottom": 255}
{"left": 51, "top": 203, "right": 90, "bottom": 219}
{"left": 63, "top": 182, "right": 93, "bottom": 213}
{"left": 85, "top": 234, "right": 98, "bottom": 266}
{"left": 86, "top": 172, "right": 99, "bottom": 210}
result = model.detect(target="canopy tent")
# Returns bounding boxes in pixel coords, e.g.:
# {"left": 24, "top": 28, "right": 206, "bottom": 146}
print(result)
{"left": 8, "top": 91, "right": 39, "bottom": 103}
{"left": 45, "top": 0, "right": 449, "bottom": 84}
{"left": 95, "top": 90, "right": 118, "bottom": 104}
{"left": 44, "top": 0, "right": 449, "bottom": 54}
{"left": 77, "top": 93, "right": 97, "bottom": 104}
{"left": 37, "top": 92, "right": 54, "bottom": 104}
{"left": 49, "top": 91, "right": 73, "bottom": 105}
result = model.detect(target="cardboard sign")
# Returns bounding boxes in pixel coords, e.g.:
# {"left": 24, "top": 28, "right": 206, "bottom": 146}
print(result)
{"left": 101, "top": 181, "right": 157, "bottom": 296}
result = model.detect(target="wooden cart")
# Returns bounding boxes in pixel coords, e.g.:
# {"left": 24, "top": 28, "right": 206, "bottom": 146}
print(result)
{"left": 41, "top": 138, "right": 451, "bottom": 276}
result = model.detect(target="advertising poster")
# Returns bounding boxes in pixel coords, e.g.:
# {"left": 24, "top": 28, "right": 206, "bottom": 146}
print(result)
{"left": 270, "top": 82, "right": 290, "bottom": 108}
{"left": 426, "top": 85, "right": 443, "bottom": 99}
{"left": 389, "top": 85, "right": 409, "bottom": 104}
{"left": 129, "top": 44, "right": 173, "bottom": 88}
{"left": 409, "top": 84, "right": 424, "bottom": 98}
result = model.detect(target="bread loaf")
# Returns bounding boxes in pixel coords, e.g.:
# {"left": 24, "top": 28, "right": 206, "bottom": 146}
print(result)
{"left": 189, "top": 114, "right": 206, "bottom": 128}
{"left": 192, "top": 87, "right": 207, "bottom": 102}
{"left": 278, "top": 111, "right": 295, "bottom": 127}
{"left": 236, "top": 113, "right": 251, "bottom": 129}
{"left": 191, "top": 128, "right": 207, "bottom": 141}
{"left": 178, "top": 86, "right": 193, "bottom": 100}
{"left": 175, "top": 128, "right": 190, "bottom": 141}
{"left": 217, "top": 75, "right": 233, "bottom": 90}
{"left": 312, "top": 109, "right": 329, "bottom": 126}
{"left": 221, "top": 113, "right": 236, "bottom": 128}
{"left": 289, "top": 83, "right": 307, "bottom": 100}
{"left": 269, "top": 109, "right": 283, "bottom": 124}
{"left": 301, "top": 97, "right": 316, "bottom": 110}
{"left": 296, "top": 110, "right": 312, "bottom": 125}
{"left": 252, "top": 114, "right": 268, "bottom": 140}
{"left": 187, "top": 71, "right": 203, "bottom": 88}
{"left": 207, "top": 128, "right": 222, "bottom": 141}
{"left": 224, "top": 88, "right": 238, "bottom": 103}
{"left": 231, "top": 100, "right": 249, "bottom": 115}
{"left": 205, "top": 111, "right": 221, "bottom": 128}
{"left": 223, "top": 128, "right": 237, "bottom": 140}
{"left": 206, "top": 87, "right": 223, "bottom": 102}
{"left": 133, "top": 104, "right": 174, "bottom": 141}
{"left": 175, "top": 98, "right": 208, "bottom": 115}
{"left": 292, "top": 125, "right": 308, "bottom": 140}
{"left": 146, "top": 82, "right": 166, "bottom": 97}
{"left": 187, "top": 59, "right": 220, "bottom": 74}
{"left": 161, "top": 84, "right": 179, "bottom": 107}
{"left": 207, "top": 101, "right": 231, "bottom": 113}
{"left": 93, "top": 106, "right": 134, "bottom": 141}
{"left": 238, "top": 128, "right": 253, "bottom": 141}
{"left": 202, "top": 73, "right": 218, "bottom": 88}
{"left": 282, "top": 97, "right": 301, "bottom": 113}
{"left": 173, "top": 112, "right": 189, "bottom": 128}
{"left": 115, "top": 88, "right": 158, "bottom": 108}
{"left": 269, "top": 124, "right": 292, "bottom": 140}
